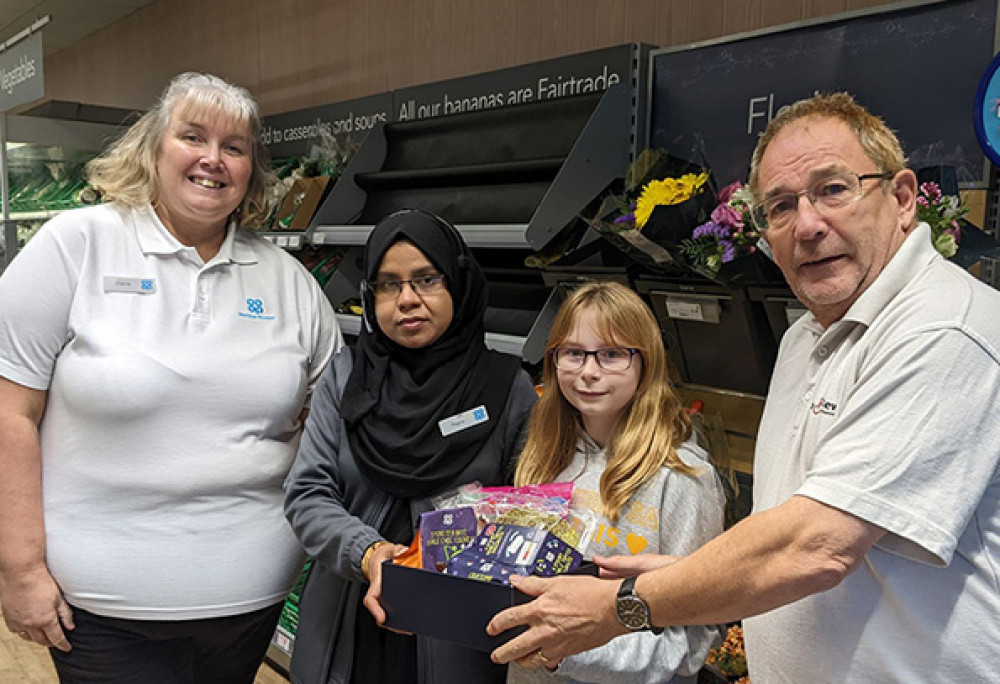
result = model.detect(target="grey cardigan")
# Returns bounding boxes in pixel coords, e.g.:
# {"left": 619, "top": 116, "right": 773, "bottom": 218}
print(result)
{"left": 283, "top": 346, "right": 536, "bottom": 684}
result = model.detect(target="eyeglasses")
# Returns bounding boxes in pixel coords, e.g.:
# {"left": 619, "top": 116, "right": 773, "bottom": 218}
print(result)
{"left": 551, "top": 346, "right": 640, "bottom": 372}
{"left": 367, "top": 273, "right": 446, "bottom": 298}
{"left": 750, "top": 171, "right": 895, "bottom": 233}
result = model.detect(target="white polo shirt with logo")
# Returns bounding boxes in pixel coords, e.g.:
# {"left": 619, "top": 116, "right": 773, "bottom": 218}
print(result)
{"left": 745, "top": 223, "right": 1000, "bottom": 682}
{"left": 0, "top": 202, "right": 340, "bottom": 619}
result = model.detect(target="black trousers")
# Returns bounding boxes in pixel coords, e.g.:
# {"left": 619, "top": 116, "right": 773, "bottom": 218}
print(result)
{"left": 49, "top": 601, "right": 284, "bottom": 684}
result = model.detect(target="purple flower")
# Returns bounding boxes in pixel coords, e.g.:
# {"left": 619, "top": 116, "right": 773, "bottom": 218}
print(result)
{"left": 711, "top": 203, "right": 744, "bottom": 229}
{"left": 693, "top": 221, "right": 731, "bottom": 240}
{"left": 720, "top": 240, "right": 736, "bottom": 263}
{"left": 919, "top": 182, "right": 941, "bottom": 202}
{"left": 717, "top": 181, "right": 743, "bottom": 204}
{"left": 614, "top": 211, "right": 635, "bottom": 225}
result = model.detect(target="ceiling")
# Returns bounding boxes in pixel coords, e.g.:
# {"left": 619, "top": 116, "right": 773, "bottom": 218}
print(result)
{"left": 0, "top": 0, "right": 156, "bottom": 55}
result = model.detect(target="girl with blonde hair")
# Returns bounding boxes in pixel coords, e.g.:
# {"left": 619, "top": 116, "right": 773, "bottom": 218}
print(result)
{"left": 510, "top": 281, "right": 724, "bottom": 684}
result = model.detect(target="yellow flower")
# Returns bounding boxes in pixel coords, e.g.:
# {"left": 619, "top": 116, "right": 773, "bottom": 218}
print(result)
{"left": 634, "top": 172, "right": 709, "bottom": 229}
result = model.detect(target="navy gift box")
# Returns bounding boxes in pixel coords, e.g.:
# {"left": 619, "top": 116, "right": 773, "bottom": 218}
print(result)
{"left": 381, "top": 560, "right": 598, "bottom": 652}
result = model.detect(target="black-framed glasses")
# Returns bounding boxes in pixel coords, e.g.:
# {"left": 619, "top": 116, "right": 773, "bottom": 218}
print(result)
{"left": 367, "top": 273, "right": 446, "bottom": 298}
{"left": 750, "top": 171, "right": 895, "bottom": 233}
{"left": 551, "top": 346, "right": 640, "bottom": 372}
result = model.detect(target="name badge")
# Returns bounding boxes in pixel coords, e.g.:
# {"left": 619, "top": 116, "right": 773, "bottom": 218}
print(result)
{"left": 104, "top": 276, "right": 157, "bottom": 294}
{"left": 439, "top": 405, "right": 489, "bottom": 437}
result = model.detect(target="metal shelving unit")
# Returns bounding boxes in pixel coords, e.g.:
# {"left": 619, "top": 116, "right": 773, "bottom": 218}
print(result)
{"left": 310, "top": 223, "right": 531, "bottom": 249}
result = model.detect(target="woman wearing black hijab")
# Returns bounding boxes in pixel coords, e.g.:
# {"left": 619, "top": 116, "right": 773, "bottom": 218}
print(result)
{"left": 284, "top": 210, "right": 537, "bottom": 684}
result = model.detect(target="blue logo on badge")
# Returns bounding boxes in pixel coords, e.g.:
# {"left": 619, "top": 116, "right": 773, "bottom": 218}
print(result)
{"left": 238, "top": 297, "right": 275, "bottom": 321}
{"left": 473, "top": 407, "right": 487, "bottom": 422}
{"left": 140, "top": 279, "right": 154, "bottom": 291}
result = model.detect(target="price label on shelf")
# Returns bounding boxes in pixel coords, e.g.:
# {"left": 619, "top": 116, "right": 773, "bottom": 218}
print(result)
{"left": 272, "top": 627, "right": 293, "bottom": 654}
{"left": 666, "top": 299, "right": 706, "bottom": 322}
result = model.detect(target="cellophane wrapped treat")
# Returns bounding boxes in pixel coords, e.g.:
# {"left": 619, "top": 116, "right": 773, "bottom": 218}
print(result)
{"left": 403, "top": 482, "right": 597, "bottom": 585}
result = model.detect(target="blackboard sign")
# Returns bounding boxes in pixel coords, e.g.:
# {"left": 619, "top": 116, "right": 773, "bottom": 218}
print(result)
{"left": 649, "top": 0, "right": 997, "bottom": 187}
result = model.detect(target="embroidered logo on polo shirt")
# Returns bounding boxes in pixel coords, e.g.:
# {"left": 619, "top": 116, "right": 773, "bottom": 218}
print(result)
{"left": 238, "top": 297, "right": 276, "bottom": 321}
{"left": 810, "top": 397, "right": 838, "bottom": 416}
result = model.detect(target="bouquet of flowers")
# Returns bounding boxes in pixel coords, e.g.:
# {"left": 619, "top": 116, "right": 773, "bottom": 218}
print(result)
{"left": 679, "top": 181, "right": 760, "bottom": 278}
{"left": 586, "top": 148, "right": 715, "bottom": 272}
{"left": 917, "top": 181, "right": 967, "bottom": 259}
{"left": 586, "top": 149, "right": 784, "bottom": 286}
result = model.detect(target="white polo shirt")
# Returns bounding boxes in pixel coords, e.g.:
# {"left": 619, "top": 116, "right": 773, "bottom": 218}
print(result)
{"left": 745, "top": 223, "right": 1000, "bottom": 682}
{"left": 0, "top": 203, "right": 340, "bottom": 619}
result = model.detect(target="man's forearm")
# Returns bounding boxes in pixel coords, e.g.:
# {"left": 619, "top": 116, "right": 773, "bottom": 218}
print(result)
{"left": 638, "top": 495, "right": 884, "bottom": 629}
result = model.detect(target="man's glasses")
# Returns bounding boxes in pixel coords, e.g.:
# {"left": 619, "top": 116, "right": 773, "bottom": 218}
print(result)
{"left": 551, "top": 346, "right": 640, "bottom": 372}
{"left": 367, "top": 273, "right": 446, "bottom": 298}
{"left": 750, "top": 171, "right": 895, "bottom": 233}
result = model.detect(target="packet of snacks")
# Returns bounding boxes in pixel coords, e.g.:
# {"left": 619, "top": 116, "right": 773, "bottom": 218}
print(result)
{"left": 414, "top": 482, "right": 597, "bottom": 585}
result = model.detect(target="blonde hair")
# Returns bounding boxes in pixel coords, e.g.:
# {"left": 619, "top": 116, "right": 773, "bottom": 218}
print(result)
{"left": 514, "top": 281, "right": 695, "bottom": 522}
{"left": 86, "top": 72, "right": 275, "bottom": 228}
{"left": 748, "top": 92, "right": 907, "bottom": 201}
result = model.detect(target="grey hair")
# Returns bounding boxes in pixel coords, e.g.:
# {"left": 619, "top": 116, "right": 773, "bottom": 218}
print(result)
{"left": 86, "top": 72, "right": 274, "bottom": 228}
{"left": 748, "top": 92, "right": 907, "bottom": 201}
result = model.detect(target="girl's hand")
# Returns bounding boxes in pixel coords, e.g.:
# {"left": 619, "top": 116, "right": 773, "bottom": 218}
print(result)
{"left": 594, "top": 553, "right": 679, "bottom": 579}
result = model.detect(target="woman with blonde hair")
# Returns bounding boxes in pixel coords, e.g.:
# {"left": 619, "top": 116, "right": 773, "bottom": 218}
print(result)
{"left": 509, "top": 281, "right": 724, "bottom": 684}
{"left": 0, "top": 72, "right": 339, "bottom": 683}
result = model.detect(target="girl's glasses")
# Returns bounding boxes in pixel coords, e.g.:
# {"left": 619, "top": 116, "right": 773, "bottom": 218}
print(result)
{"left": 552, "top": 346, "right": 640, "bottom": 372}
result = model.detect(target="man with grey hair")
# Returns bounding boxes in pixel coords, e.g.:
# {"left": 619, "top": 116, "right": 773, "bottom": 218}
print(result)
{"left": 488, "top": 92, "right": 1000, "bottom": 682}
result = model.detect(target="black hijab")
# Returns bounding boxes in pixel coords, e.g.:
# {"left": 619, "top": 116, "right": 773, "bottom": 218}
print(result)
{"left": 341, "top": 210, "right": 522, "bottom": 498}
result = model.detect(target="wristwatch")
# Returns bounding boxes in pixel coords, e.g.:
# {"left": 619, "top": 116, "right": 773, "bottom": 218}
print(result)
{"left": 615, "top": 577, "right": 663, "bottom": 634}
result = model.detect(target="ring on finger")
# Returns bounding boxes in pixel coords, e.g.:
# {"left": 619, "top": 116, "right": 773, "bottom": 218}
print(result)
{"left": 536, "top": 650, "right": 551, "bottom": 664}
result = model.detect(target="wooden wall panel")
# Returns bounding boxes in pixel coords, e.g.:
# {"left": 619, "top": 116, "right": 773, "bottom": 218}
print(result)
{"left": 32, "top": 0, "right": 919, "bottom": 116}
{"left": 721, "top": 0, "right": 762, "bottom": 36}
{"left": 43, "top": 0, "right": 261, "bottom": 113}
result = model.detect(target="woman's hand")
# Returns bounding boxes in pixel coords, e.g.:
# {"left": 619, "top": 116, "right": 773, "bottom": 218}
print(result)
{"left": 0, "top": 565, "right": 74, "bottom": 652}
{"left": 361, "top": 542, "right": 408, "bottom": 626}
{"left": 594, "top": 553, "right": 679, "bottom": 579}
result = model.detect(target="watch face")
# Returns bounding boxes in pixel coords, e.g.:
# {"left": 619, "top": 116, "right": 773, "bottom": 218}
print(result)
{"left": 615, "top": 595, "right": 650, "bottom": 631}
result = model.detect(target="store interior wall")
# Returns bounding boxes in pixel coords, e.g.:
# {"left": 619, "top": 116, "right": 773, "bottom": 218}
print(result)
{"left": 31, "top": 0, "right": 891, "bottom": 117}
